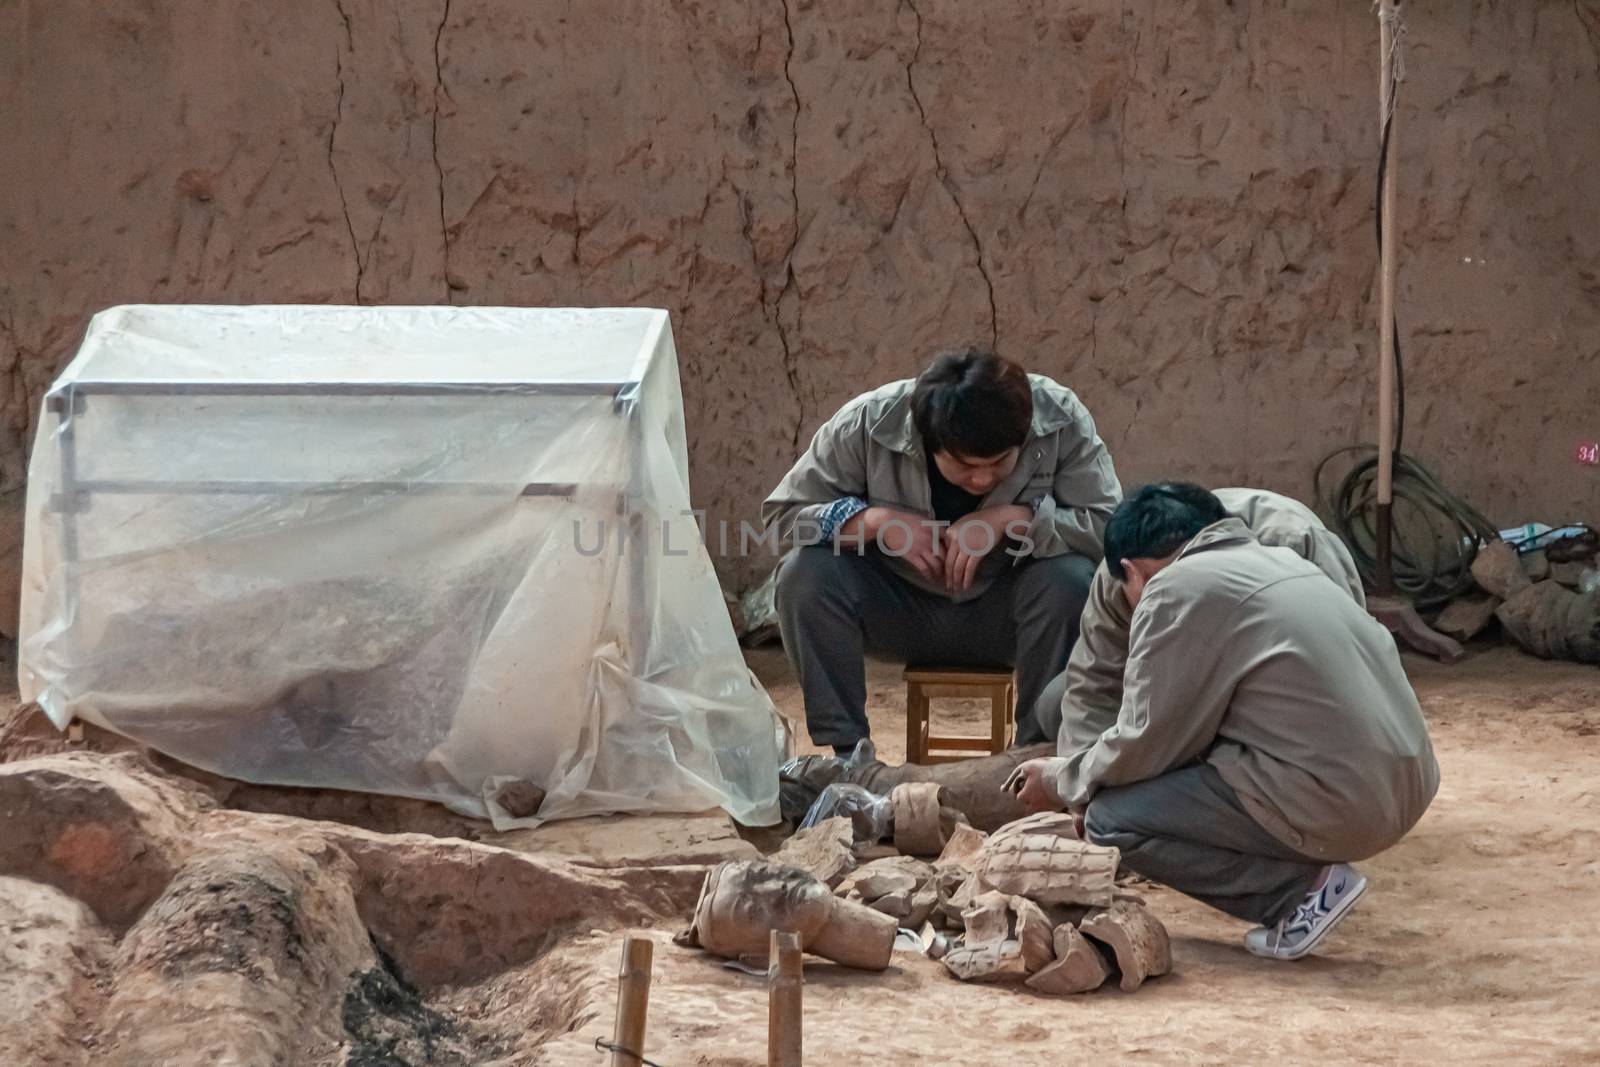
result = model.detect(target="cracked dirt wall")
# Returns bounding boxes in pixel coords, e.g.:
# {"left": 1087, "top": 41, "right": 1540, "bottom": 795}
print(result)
{"left": 3, "top": 0, "right": 1598, "bottom": 594}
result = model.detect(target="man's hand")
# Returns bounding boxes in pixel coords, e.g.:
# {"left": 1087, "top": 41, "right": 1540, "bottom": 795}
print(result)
{"left": 944, "top": 504, "right": 1032, "bottom": 593}
{"left": 1002, "top": 757, "right": 1067, "bottom": 816}
{"left": 844, "top": 506, "right": 945, "bottom": 583}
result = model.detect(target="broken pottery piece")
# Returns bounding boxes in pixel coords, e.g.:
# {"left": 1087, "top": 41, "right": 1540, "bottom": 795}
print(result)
{"left": 1471, "top": 540, "right": 1532, "bottom": 600}
{"left": 941, "top": 938, "right": 1029, "bottom": 982}
{"left": 679, "top": 860, "right": 896, "bottom": 971}
{"left": 1565, "top": 592, "right": 1600, "bottom": 662}
{"left": 835, "top": 855, "right": 932, "bottom": 901}
{"left": 852, "top": 843, "right": 900, "bottom": 863}
{"left": 1522, "top": 549, "right": 1551, "bottom": 582}
{"left": 939, "top": 806, "right": 971, "bottom": 843}
{"left": 773, "top": 816, "right": 857, "bottom": 888}
{"left": 1079, "top": 901, "right": 1173, "bottom": 992}
{"left": 1433, "top": 595, "right": 1501, "bottom": 641}
{"left": 934, "top": 822, "right": 988, "bottom": 873}
{"left": 934, "top": 870, "right": 980, "bottom": 928}
{"left": 974, "top": 814, "right": 1119, "bottom": 906}
{"left": 891, "top": 782, "right": 946, "bottom": 856}
{"left": 960, "top": 890, "right": 1013, "bottom": 946}
{"left": 904, "top": 883, "right": 938, "bottom": 930}
{"left": 1011, "top": 896, "right": 1055, "bottom": 973}
{"left": 1496, "top": 582, "right": 1571, "bottom": 659}
{"left": 871, "top": 889, "right": 913, "bottom": 919}
{"left": 1027, "top": 924, "right": 1111, "bottom": 995}
{"left": 1550, "top": 560, "right": 1590, "bottom": 588}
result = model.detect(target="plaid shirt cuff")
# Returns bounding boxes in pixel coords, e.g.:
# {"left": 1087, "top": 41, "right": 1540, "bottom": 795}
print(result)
{"left": 817, "top": 496, "right": 869, "bottom": 543}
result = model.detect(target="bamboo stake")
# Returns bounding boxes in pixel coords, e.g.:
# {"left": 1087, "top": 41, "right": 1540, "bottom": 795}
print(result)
{"left": 768, "top": 930, "right": 803, "bottom": 1067}
{"left": 610, "top": 937, "right": 654, "bottom": 1067}
{"left": 1375, "top": 0, "right": 1400, "bottom": 595}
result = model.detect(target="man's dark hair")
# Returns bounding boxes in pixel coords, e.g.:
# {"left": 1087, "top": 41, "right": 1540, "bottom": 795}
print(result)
{"left": 1102, "top": 482, "right": 1229, "bottom": 580}
{"left": 910, "top": 348, "right": 1033, "bottom": 459}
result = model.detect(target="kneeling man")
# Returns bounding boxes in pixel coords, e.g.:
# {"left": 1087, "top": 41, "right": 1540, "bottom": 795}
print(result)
{"left": 1033, "top": 485, "right": 1366, "bottom": 752}
{"left": 1011, "top": 483, "right": 1439, "bottom": 960}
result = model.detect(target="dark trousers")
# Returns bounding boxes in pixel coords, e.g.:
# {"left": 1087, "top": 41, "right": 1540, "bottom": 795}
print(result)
{"left": 1085, "top": 763, "right": 1326, "bottom": 926}
{"left": 775, "top": 546, "right": 1094, "bottom": 749}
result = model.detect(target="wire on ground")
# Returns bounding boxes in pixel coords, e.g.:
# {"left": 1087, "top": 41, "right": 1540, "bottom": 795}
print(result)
{"left": 594, "top": 1038, "right": 672, "bottom": 1067}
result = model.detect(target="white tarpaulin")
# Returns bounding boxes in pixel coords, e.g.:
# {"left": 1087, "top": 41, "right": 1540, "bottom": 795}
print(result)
{"left": 18, "top": 304, "right": 783, "bottom": 827}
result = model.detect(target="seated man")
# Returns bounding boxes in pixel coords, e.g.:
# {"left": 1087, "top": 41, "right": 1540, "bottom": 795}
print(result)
{"left": 1010, "top": 484, "right": 1439, "bottom": 960}
{"left": 762, "top": 348, "right": 1121, "bottom": 752}
{"left": 1033, "top": 485, "right": 1366, "bottom": 751}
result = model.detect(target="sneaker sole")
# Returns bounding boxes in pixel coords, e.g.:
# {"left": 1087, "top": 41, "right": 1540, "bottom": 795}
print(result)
{"left": 1258, "top": 875, "right": 1369, "bottom": 961}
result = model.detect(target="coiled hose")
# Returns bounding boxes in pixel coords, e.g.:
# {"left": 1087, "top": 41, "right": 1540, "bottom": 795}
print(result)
{"left": 1316, "top": 447, "right": 1498, "bottom": 611}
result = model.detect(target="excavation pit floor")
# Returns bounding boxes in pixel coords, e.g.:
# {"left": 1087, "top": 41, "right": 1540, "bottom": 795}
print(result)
{"left": 2, "top": 645, "right": 1597, "bottom": 1065}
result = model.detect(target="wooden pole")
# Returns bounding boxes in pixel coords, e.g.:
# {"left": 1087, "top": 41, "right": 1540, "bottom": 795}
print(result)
{"left": 1375, "top": 0, "right": 1400, "bottom": 595}
{"left": 610, "top": 937, "right": 654, "bottom": 1067}
{"left": 767, "top": 930, "right": 803, "bottom": 1067}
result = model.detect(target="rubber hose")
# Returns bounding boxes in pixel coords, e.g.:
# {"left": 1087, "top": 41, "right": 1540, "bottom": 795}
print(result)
{"left": 1316, "top": 447, "right": 1498, "bottom": 611}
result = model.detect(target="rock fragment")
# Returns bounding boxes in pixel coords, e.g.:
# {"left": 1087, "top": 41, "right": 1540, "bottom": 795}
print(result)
{"left": 489, "top": 778, "right": 546, "bottom": 819}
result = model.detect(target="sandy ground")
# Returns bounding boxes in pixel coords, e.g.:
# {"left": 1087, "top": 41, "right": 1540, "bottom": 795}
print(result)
{"left": 4, "top": 642, "right": 1597, "bottom": 1064}
{"left": 528, "top": 645, "right": 1600, "bottom": 1066}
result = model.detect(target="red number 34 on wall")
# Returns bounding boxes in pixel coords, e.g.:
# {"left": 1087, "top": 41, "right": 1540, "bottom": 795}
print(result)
{"left": 1578, "top": 441, "right": 1600, "bottom": 466}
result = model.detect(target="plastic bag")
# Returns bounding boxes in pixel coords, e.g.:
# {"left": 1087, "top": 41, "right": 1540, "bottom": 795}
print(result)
{"left": 799, "top": 782, "right": 893, "bottom": 843}
{"left": 778, "top": 738, "right": 881, "bottom": 824}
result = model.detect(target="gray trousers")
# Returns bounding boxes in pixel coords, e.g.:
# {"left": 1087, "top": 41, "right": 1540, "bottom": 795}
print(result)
{"left": 1033, "top": 667, "right": 1071, "bottom": 749}
{"left": 775, "top": 546, "right": 1094, "bottom": 749}
{"left": 1085, "top": 763, "right": 1325, "bottom": 926}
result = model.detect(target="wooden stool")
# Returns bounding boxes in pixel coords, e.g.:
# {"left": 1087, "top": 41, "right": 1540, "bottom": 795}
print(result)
{"left": 903, "top": 666, "right": 1015, "bottom": 764}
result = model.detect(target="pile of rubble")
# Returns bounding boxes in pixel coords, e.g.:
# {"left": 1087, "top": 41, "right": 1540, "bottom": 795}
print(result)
{"left": 1441, "top": 539, "right": 1600, "bottom": 663}
{"left": 680, "top": 784, "right": 1171, "bottom": 996}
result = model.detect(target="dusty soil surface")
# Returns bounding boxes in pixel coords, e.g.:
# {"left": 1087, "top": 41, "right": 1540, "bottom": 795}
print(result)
{"left": 2, "top": 644, "right": 1597, "bottom": 1065}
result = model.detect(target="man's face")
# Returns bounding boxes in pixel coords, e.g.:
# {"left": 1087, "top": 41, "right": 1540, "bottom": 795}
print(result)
{"left": 932, "top": 447, "right": 1020, "bottom": 496}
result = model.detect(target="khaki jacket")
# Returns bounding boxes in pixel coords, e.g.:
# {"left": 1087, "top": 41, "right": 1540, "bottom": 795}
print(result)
{"left": 1056, "top": 487, "right": 1364, "bottom": 753}
{"left": 1050, "top": 519, "right": 1438, "bottom": 861}
{"left": 760, "top": 375, "right": 1121, "bottom": 601}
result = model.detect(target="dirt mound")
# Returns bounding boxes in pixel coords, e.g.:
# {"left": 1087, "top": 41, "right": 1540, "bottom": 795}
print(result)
{"left": 0, "top": 718, "right": 705, "bottom": 1067}
{"left": 0, "top": 877, "right": 111, "bottom": 1067}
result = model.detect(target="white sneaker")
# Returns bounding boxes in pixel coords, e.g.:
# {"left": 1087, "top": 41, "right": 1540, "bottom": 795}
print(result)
{"left": 1244, "top": 864, "right": 1368, "bottom": 961}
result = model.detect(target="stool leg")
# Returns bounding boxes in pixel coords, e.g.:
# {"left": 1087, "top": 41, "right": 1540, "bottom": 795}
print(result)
{"left": 905, "top": 682, "right": 917, "bottom": 764}
{"left": 989, "top": 684, "right": 1006, "bottom": 755}
{"left": 1006, "top": 682, "right": 1016, "bottom": 747}
{"left": 906, "top": 683, "right": 926, "bottom": 764}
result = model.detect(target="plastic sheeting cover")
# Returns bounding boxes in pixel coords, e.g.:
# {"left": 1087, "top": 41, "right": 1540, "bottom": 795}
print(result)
{"left": 19, "top": 305, "right": 784, "bottom": 827}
